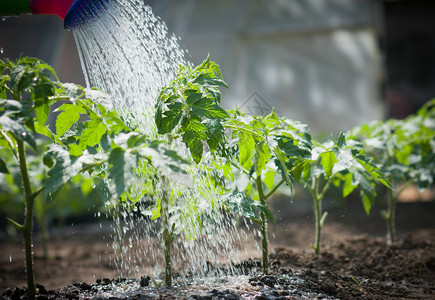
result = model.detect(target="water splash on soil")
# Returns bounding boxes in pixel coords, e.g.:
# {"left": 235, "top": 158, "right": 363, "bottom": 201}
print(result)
{"left": 71, "top": 0, "right": 251, "bottom": 280}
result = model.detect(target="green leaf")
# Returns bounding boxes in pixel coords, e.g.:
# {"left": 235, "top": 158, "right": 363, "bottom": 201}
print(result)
{"left": 0, "top": 158, "right": 9, "bottom": 174}
{"left": 182, "top": 119, "right": 207, "bottom": 163}
{"left": 34, "top": 120, "right": 64, "bottom": 145}
{"left": 320, "top": 150, "right": 337, "bottom": 177}
{"left": 225, "top": 192, "right": 274, "bottom": 223}
{"left": 186, "top": 93, "right": 203, "bottom": 105}
{"left": 278, "top": 138, "right": 311, "bottom": 159}
{"left": 361, "top": 194, "right": 372, "bottom": 215}
{"left": 108, "top": 148, "right": 128, "bottom": 197}
{"left": 0, "top": 115, "right": 37, "bottom": 150}
{"left": 254, "top": 141, "right": 271, "bottom": 176}
{"left": 204, "top": 119, "right": 225, "bottom": 153}
{"left": 337, "top": 132, "right": 346, "bottom": 148}
{"left": 35, "top": 100, "right": 49, "bottom": 126}
{"left": 191, "top": 98, "right": 229, "bottom": 119}
{"left": 56, "top": 103, "right": 86, "bottom": 136}
{"left": 79, "top": 119, "right": 107, "bottom": 149}
{"left": 156, "top": 102, "right": 184, "bottom": 134}
{"left": 194, "top": 73, "right": 229, "bottom": 88}
{"left": 343, "top": 172, "right": 357, "bottom": 197}
{"left": 264, "top": 169, "right": 275, "bottom": 190}
{"left": 273, "top": 147, "right": 293, "bottom": 194}
{"left": 238, "top": 130, "right": 255, "bottom": 170}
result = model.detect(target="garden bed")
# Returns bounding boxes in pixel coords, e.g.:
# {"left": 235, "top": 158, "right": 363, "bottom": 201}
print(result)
{"left": 1, "top": 199, "right": 434, "bottom": 299}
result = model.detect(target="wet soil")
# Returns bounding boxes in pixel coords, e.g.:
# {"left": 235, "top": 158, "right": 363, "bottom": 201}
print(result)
{"left": 1, "top": 196, "right": 435, "bottom": 299}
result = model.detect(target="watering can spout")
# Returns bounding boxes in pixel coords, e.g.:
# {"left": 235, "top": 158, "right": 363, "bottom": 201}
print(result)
{"left": 0, "top": 0, "right": 75, "bottom": 20}
{"left": 1, "top": 0, "right": 109, "bottom": 29}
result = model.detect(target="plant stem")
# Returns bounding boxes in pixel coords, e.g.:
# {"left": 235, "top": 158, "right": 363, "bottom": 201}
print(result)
{"left": 310, "top": 177, "right": 332, "bottom": 255}
{"left": 161, "top": 176, "right": 172, "bottom": 287}
{"left": 386, "top": 188, "right": 396, "bottom": 245}
{"left": 385, "top": 182, "right": 410, "bottom": 245}
{"left": 17, "top": 139, "right": 36, "bottom": 299}
{"left": 264, "top": 178, "right": 286, "bottom": 200}
{"left": 256, "top": 175, "right": 268, "bottom": 274}
{"left": 313, "top": 192, "right": 321, "bottom": 255}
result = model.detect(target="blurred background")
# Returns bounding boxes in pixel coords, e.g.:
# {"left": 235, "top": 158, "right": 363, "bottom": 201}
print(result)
{"left": 1, "top": 0, "right": 434, "bottom": 135}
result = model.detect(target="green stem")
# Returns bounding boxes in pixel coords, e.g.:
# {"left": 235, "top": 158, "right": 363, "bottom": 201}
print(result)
{"left": 386, "top": 188, "right": 396, "bottom": 245}
{"left": 310, "top": 177, "right": 332, "bottom": 255}
{"left": 161, "top": 176, "right": 172, "bottom": 287}
{"left": 225, "top": 125, "right": 265, "bottom": 140}
{"left": 313, "top": 194, "right": 321, "bottom": 255}
{"left": 264, "top": 178, "right": 286, "bottom": 200}
{"left": 256, "top": 175, "right": 268, "bottom": 274}
{"left": 17, "top": 139, "right": 36, "bottom": 299}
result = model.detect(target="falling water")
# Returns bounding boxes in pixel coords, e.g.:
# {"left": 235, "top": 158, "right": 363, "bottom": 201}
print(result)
{"left": 72, "top": 0, "right": 187, "bottom": 133}
{"left": 70, "top": 0, "right": 255, "bottom": 279}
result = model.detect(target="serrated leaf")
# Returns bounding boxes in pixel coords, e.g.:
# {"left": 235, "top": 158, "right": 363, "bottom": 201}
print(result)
{"left": 182, "top": 119, "right": 207, "bottom": 163}
{"left": 191, "top": 98, "right": 229, "bottom": 119}
{"left": 79, "top": 119, "right": 107, "bottom": 149}
{"left": 204, "top": 119, "right": 225, "bottom": 153}
{"left": 186, "top": 93, "right": 202, "bottom": 105}
{"left": 108, "top": 148, "right": 128, "bottom": 197}
{"left": 156, "top": 102, "right": 183, "bottom": 134}
{"left": 273, "top": 147, "right": 293, "bottom": 195}
{"left": 320, "top": 151, "right": 337, "bottom": 177}
{"left": 34, "top": 120, "right": 64, "bottom": 145}
{"left": 238, "top": 130, "right": 255, "bottom": 170}
{"left": 0, "top": 115, "right": 37, "bottom": 150}
{"left": 225, "top": 192, "right": 274, "bottom": 223}
{"left": 194, "top": 73, "right": 228, "bottom": 88}
{"left": 56, "top": 103, "right": 86, "bottom": 136}
{"left": 343, "top": 172, "right": 357, "bottom": 197}
{"left": 34, "top": 100, "right": 49, "bottom": 125}
{"left": 254, "top": 141, "right": 271, "bottom": 176}
{"left": 278, "top": 138, "right": 311, "bottom": 159}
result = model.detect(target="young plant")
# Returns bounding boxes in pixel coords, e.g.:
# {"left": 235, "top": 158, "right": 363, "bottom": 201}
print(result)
{"left": 223, "top": 109, "right": 312, "bottom": 274}
{"left": 293, "top": 132, "right": 390, "bottom": 254}
{"left": 0, "top": 57, "right": 66, "bottom": 299}
{"left": 0, "top": 57, "right": 189, "bottom": 296}
{"left": 155, "top": 56, "right": 321, "bottom": 274}
{"left": 349, "top": 100, "right": 435, "bottom": 244}
{"left": 154, "top": 56, "right": 230, "bottom": 285}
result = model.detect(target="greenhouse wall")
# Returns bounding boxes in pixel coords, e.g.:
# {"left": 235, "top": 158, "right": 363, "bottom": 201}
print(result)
{"left": 148, "top": 0, "right": 385, "bottom": 135}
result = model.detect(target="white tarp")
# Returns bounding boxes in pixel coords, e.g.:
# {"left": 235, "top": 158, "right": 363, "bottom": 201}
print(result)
{"left": 147, "top": 0, "right": 384, "bottom": 135}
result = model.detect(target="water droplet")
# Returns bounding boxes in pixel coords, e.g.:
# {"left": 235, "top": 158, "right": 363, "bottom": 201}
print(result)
{"left": 21, "top": 132, "right": 27, "bottom": 137}
{"left": 0, "top": 47, "right": 3, "bottom": 54}
{"left": 2, "top": 17, "right": 6, "bottom": 21}
{"left": 9, "top": 255, "right": 12, "bottom": 262}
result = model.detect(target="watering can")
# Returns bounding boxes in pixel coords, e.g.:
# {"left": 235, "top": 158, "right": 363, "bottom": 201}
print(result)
{"left": 0, "top": 0, "right": 107, "bottom": 28}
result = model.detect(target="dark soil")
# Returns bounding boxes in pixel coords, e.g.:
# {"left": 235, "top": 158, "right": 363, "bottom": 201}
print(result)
{"left": 1, "top": 195, "right": 435, "bottom": 299}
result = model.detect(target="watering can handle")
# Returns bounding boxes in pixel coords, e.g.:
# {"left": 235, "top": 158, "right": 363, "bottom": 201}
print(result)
{"left": 0, "top": 0, "right": 76, "bottom": 20}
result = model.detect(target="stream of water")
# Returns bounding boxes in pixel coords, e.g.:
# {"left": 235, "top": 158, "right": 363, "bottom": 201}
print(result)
{"left": 70, "top": 0, "right": 255, "bottom": 280}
